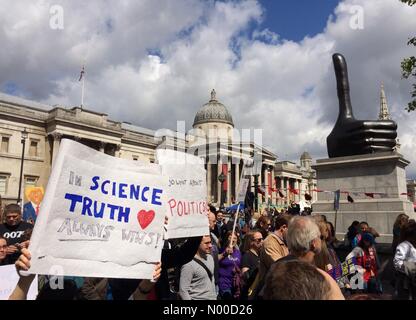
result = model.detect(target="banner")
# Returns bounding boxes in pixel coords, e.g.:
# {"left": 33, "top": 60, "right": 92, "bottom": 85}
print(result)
{"left": 0, "top": 265, "right": 38, "bottom": 300}
{"left": 27, "top": 139, "right": 167, "bottom": 279}
{"left": 156, "top": 149, "right": 209, "bottom": 239}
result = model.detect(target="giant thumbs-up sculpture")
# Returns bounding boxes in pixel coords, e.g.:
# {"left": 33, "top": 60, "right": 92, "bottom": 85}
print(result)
{"left": 326, "top": 53, "right": 397, "bottom": 158}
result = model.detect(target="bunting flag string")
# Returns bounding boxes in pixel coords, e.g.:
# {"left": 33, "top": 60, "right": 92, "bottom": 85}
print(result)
{"left": 253, "top": 184, "right": 410, "bottom": 202}
{"left": 309, "top": 188, "right": 410, "bottom": 201}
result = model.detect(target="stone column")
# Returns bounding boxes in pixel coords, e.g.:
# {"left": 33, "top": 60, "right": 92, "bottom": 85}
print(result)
{"left": 51, "top": 132, "right": 62, "bottom": 165}
{"left": 258, "top": 164, "right": 263, "bottom": 205}
{"left": 217, "top": 157, "right": 222, "bottom": 207}
{"left": 271, "top": 168, "right": 276, "bottom": 204}
{"left": 279, "top": 177, "right": 283, "bottom": 206}
{"left": 285, "top": 177, "right": 290, "bottom": 206}
{"left": 250, "top": 174, "right": 255, "bottom": 201}
{"left": 115, "top": 144, "right": 122, "bottom": 158}
{"left": 227, "top": 158, "right": 231, "bottom": 205}
{"left": 295, "top": 179, "right": 300, "bottom": 203}
{"left": 207, "top": 160, "right": 212, "bottom": 203}
{"left": 264, "top": 166, "right": 269, "bottom": 205}
{"left": 99, "top": 142, "right": 107, "bottom": 153}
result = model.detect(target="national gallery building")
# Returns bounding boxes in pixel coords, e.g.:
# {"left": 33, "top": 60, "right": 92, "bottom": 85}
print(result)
{"left": 0, "top": 90, "right": 317, "bottom": 209}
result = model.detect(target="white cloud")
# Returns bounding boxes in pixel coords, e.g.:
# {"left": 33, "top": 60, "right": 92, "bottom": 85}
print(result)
{"left": 1, "top": 0, "right": 416, "bottom": 177}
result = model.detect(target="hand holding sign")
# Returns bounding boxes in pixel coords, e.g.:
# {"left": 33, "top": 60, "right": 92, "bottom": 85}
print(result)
{"left": 15, "top": 247, "right": 31, "bottom": 273}
{"left": 327, "top": 53, "right": 397, "bottom": 158}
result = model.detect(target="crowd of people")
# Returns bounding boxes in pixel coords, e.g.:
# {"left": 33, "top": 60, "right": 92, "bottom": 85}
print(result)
{"left": 1, "top": 201, "right": 416, "bottom": 300}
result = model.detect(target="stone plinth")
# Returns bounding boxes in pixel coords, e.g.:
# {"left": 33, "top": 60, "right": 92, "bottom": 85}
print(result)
{"left": 312, "top": 152, "right": 415, "bottom": 243}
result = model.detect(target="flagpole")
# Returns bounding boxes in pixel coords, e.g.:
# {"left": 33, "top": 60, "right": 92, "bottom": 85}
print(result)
{"left": 81, "top": 75, "right": 85, "bottom": 109}
{"left": 334, "top": 189, "right": 340, "bottom": 236}
{"left": 229, "top": 161, "right": 249, "bottom": 249}
{"left": 334, "top": 209, "right": 338, "bottom": 235}
{"left": 79, "top": 63, "right": 85, "bottom": 109}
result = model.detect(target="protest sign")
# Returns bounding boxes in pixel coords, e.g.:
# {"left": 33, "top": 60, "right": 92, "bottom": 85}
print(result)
{"left": 236, "top": 178, "right": 249, "bottom": 203}
{"left": 328, "top": 256, "right": 358, "bottom": 281}
{"left": 328, "top": 256, "right": 364, "bottom": 289}
{"left": 156, "top": 149, "right": 209, "bottom": 239}
{"left": 0, "top": 265, "right": 38, "bottom": 300}
{"left": 27, "top": 139, "right": 167, "bottom": 279}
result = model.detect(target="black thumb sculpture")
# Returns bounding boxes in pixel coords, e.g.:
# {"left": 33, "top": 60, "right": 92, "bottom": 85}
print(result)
{"left": 326, "top": 53, "right": 397, "bottom": 158}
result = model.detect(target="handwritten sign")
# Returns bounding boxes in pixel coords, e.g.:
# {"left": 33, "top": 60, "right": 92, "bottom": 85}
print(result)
{"left": 27, "top": 139, "right": 167, "bottom": 279}
{"left": 156, "top": 149, "right": 209, "bottom": 239}
{"left": 0, "top": 265, "right": 38, "bottom": 300}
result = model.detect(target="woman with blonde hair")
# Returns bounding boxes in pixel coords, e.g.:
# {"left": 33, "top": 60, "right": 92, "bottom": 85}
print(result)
{"left": 313, "top": 220, "right": 334, "bottom": 272}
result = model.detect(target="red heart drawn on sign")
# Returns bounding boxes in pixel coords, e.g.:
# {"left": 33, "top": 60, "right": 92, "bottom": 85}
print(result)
{"left": 137, "top": 210, "right": 155, "bottom": 230}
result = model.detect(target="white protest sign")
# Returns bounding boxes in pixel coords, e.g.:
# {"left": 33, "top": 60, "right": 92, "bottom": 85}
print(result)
{"left": 0, "top": 265, "right": 38, "bottom": 300}
{"left": 156, "top": 149, "right": 209, "bottom": 239}
{"left": 28, "top": 139, "right": 167, "bottom": 279}
{"left": 236, "top": 178, "right": 249, "bottom": 202}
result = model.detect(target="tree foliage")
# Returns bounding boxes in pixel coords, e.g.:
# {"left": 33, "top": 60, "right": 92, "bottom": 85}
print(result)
{"left": 400, "top": 0, "right": 416, "bottom": 111}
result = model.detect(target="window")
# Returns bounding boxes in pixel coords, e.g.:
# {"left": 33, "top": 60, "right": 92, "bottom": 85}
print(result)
{"left": 1, "top": 137, "right": 9, "bottom": 153}
{"left": 0, "top": 175, "right": 8, "bottom": 196}
{"left": 25, "top": 176, "right": 38, "bottom": 189}
{"left": 29, "top": 140, "right": 38, "bottom": 157}
{"left": 133, "top": 156, "right": 138, "bottom": 161}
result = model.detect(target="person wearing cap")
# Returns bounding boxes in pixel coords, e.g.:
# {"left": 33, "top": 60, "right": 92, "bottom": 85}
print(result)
{"left": 347, "top": 232, "right": 382, "bottom": 294}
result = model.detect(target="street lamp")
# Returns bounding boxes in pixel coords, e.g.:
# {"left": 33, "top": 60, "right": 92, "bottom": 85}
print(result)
{"left": 252, "top": 150, "right": 262, "bottom": 212}
{"left": 17, "top": 128, "right": 28, "bottom": 205}
{"left": 218, "top": 172, "right": 226, "bottom": 209}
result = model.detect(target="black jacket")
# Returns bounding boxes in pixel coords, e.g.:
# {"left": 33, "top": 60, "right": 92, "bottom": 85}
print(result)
{"left": 109, "top": 236, "right": 202, "bottom": 300}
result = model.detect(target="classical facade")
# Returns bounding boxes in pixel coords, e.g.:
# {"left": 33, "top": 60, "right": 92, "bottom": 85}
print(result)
{"left": 274, "top": 152, "right": 317, "bottom": 206}
{"left": 0, "top": 90, "right": 316, "bottom": 210}
{"left": 407, "top": 180, "right": 416, "bottom": 204}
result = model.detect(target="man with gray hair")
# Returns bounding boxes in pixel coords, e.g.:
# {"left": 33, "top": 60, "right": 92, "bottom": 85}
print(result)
{"left": 285, "top": 215, "right": 322, "bottom": 264}
{"left": 255, "top": 216, "right": 344, "bottom": 299}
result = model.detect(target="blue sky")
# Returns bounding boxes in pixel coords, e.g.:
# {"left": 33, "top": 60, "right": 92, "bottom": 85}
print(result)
{"left": 258, "top": 0, "right": 341, "bottom": 41}
{"left": 1, "top": 0, "right": 416, "bottom": 176}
